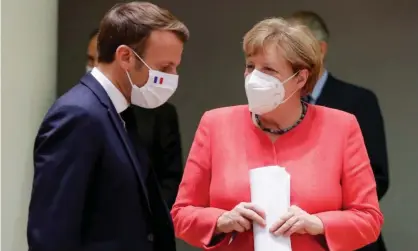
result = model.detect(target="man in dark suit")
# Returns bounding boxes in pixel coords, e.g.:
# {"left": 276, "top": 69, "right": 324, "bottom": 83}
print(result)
{"left": 85, "top": 28, "right": 184, "bottom": 209}
{"left": 288, "top": 11, "right": 389, "bottom": 251}
{"left": 27, "top": 2, "right": 189, "bottom": 251}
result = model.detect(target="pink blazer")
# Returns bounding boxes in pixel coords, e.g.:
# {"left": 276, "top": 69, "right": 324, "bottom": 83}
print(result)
{"left": 171, "top": 105, "right": 383, "bottom": 251}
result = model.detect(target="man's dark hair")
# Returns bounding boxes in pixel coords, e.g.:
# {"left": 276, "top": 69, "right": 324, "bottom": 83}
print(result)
{"left": 89, "top": 28, "right": 99, "bottom": 41}
{"left": 97, "top": 1, "right": 189, "bottom": 63}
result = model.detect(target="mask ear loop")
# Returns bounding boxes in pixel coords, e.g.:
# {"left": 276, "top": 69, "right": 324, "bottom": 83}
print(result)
{"left": 125, "top": 48, "right": 152, "bottom": 89}
{"left": 130, "top": 49, "right": 152, "bottom": 70}
{"left": 280, "top": 71, "right": 301, "bottom": 104}
{"left": 125, "top": 70, "right": 134, "bottom": 84}
{"left": 281, "top": 88, "right": 299, "bottom": 104}
{"left": 282, "top": 70, "right": 300, "bottom": 84}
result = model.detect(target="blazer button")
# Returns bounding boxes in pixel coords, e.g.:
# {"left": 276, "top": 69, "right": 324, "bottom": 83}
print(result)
{"left": 147, "top": 233, "right": 154, "bottom": 242}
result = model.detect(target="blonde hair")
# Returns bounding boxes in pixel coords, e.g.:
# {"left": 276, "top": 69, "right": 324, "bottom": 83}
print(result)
{"left": 243, "top": 18, "right": 322, "bottom": 95}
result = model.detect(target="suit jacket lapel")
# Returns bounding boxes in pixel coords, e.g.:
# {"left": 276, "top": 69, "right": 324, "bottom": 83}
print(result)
{"left": 316, "top": 74, "right": 337, "bottom": 106}
{"left": 81, "top": 73, "right": 151, "bottom": 211}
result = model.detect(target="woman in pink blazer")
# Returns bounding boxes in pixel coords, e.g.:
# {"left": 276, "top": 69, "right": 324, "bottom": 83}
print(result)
{"left": 171, "top": 17, "right": 383, "bottom": 251}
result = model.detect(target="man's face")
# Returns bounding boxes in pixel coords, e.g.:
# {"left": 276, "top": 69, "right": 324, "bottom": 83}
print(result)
{"left": 319, "top": 40, "right": 328, "bottom": 63}
{"left": 86, "top": 34, "right": 98, "bottom": 70}
{"left": 128, "top": 30, "right": 184, "bottom": 87}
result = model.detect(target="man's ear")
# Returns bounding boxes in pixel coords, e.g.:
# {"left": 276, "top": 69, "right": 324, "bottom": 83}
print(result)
{"left": 115, "top": 45, "right": 133, "bottom": 71}
{"left": 319, "top": 41, "right": 328, "bottom": 61}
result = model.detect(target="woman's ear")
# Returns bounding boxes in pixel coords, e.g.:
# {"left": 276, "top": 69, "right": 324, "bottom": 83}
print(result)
{"left": 296, "top": 69, "right": 309, "bottom": 88}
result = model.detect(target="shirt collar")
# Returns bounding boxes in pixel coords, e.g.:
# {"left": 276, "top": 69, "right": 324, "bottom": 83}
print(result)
{"left": 90, "top": 67, "right": 129, "bottom": 113}
{"left": 310, "top": 69, "right": 329, "bottom": 103}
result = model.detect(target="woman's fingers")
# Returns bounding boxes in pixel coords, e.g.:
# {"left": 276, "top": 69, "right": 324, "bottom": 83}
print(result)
{"left": 227, "top": 202, "right": 267, "bottom": 233}
{"left": 243, "top": 203, "right": 266, "bottom": 219}
{"left": 236, "top": 215, "right": 252, "bottom": 231}
{"left": 269, "top": 211, "right": 293, "bottom": 232}
{"left": 232, "top": 221, "right": 246, "bottom": 233}
{"left": 283, "top": 219, "right": 303, "bottom": 237}
{"left": 273, "top": 215, "right": 298, "bottom": 236}
{"left": 227, "top": 212, "right": 251, "bottom": 232}
{"left": 236, "top": 206, "right": 266, "bottom": 227}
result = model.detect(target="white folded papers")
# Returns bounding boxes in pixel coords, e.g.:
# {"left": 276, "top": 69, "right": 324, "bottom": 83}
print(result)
{"left": 249, "top": 166, "right": 292, "bottom": 251}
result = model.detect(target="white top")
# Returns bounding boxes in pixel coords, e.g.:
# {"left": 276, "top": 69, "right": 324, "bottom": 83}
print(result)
{"left": 90, "top": 67, "right": 129, "bottom": 113}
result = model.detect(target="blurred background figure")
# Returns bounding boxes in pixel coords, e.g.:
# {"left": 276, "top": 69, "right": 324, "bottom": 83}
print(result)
{"left": 84, "top": 28, "right": 184, "bottom": 210}
{"left": 287, "top": 11, "right": 389, "bottom": 251}
{"left": 86, "top": 28, "right": 99, "bottom": 72}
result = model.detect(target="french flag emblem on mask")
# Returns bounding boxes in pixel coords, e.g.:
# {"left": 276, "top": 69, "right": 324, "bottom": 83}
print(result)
{"left": 153, "top": 76, "right": 164, "bottom": 84}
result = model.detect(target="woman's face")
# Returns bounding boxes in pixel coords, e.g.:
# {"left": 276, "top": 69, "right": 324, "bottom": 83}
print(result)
{"left": 244, "top": 45, "right": 307, "bottom": 98}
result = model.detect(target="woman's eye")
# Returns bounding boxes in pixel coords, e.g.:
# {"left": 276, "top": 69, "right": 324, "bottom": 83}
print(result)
{"left": 245, "top": 64, "right": 254, "bottom": 69}
{"left": 264, "top": 67, "right": 276, "bottom": 73}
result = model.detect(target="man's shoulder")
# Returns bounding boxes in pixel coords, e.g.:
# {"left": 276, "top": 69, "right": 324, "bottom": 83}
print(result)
{"left": 329, "top": 74, "right": 376, "bottom": 99}
{"left": 46, "top": 83, "right": 103, "bottom": 121}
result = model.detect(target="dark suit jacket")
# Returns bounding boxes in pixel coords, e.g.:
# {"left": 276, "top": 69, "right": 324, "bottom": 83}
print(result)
{"left": 133, "top": 103, "right": 183, "bottom": 209}
{"left": 316, "top": 74, "right": 388, "bottom": 251}
{"left": 27, "top": 74, "right": 176, "bottom": 251}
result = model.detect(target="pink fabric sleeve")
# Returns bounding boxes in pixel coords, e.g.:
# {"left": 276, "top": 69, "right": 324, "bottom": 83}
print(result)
{"left": 315, "top": 115, "right": 384, "bottom": 251}
{"left": 171, "top": 112, "right": 229, "bottom": 249}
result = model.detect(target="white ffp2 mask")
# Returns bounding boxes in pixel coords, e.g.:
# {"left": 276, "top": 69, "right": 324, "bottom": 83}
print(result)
{"left": 245, "top": 69, "right": 298, "bottom": 115}
{"left": 126, "top": 50, "right": 178, "bottom": 109}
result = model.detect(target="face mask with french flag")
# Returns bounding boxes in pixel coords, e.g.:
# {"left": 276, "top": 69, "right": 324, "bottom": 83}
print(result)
{"left": 153, "top": 76, "right": 165, "bottom": 85}
{"left": 126, "top": 49, "right": 179, "bottom": 109}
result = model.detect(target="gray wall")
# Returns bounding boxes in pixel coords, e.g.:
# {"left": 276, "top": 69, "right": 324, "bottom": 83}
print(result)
{"left": 2, "top": 0, "right": 58, "bottom": 250}
{"left": 58, "top": 0, "right": 418, "bottom": 250}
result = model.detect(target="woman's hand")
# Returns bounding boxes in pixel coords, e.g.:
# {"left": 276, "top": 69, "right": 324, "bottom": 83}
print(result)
{"left": 215, "top": 202, "right": 266, "bottom": 234}
{"left": 270, "top": 205, "right": 324, "bottom": 237}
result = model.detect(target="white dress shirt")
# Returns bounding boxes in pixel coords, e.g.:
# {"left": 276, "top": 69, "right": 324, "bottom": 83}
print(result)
{"left": 90, "top": 67, "right": 129, "bottom": 113}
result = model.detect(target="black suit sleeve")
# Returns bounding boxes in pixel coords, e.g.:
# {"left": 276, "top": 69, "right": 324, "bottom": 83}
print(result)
{"left": 352, "top": 91, "right": 389, "bottom": 200}
{"left": 28, "top": 105, "right": 101, "bottom": 251}
{"left": 152, "top": 104, "right": 183, "bottom": 208}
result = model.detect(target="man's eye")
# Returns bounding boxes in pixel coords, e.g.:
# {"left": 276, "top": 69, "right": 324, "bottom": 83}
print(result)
{"left": 160, "top": 66, "right": 176, "bottom": 74}
{"left": 159, "top": 66, "right": 169, "bottom": 72}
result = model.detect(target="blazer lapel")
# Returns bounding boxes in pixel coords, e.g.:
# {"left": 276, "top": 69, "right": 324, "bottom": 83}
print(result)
{"left": 81, "top": 74, "right": 151, "bottom": 211}
{"left": 315, "top": 74, "right": 337, "bottom": 106}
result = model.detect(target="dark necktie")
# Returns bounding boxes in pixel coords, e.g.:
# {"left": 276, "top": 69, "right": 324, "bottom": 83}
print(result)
{"left": 121, "top": 107, "right": 160, "bottom": 247}
{"left": 120, "top": 106, "right": 149, "bottom": 178}
{"left": 121, "top": 108, "right": 172, "bottom": 248}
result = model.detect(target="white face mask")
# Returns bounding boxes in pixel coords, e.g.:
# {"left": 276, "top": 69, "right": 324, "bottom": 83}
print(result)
{"left": 245, "top": 69, "right": 299, "bottom": 115}
{"left": 86, "top": 65, "right": 93, "bottom": 73}
{"left": 126, "top": 50, "right": 178, "bottom": 109}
